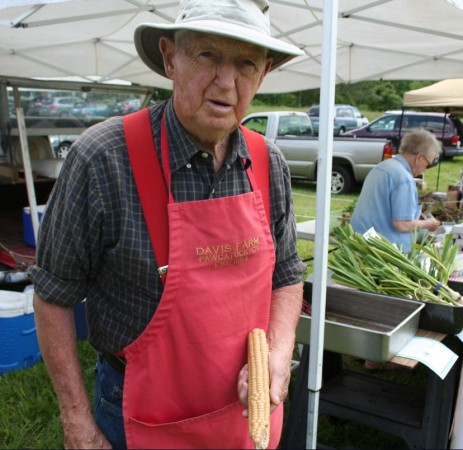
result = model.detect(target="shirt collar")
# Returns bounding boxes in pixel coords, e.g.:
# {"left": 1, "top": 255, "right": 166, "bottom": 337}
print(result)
{"left": 394, "top": 154, "right": 413, "bottom": 175}
{"left": 164, "top": 99, "right": 251, "bottom": 172}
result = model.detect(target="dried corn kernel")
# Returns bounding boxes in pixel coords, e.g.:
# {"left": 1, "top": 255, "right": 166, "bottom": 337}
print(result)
{"left": 247, "top": 328, "right": 270, "bottom": 450}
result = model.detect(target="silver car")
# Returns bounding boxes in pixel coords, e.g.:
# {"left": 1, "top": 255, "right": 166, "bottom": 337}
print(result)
{"left": 307, "top": 104, "right": 369, "bottom": 136}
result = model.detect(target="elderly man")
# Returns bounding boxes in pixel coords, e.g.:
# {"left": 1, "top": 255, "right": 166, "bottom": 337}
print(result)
{"left": 351, "top": 128, "right": 441, "bottom": 252}
{"left": 30, "top": 0, "right": 305, "bottom": 448}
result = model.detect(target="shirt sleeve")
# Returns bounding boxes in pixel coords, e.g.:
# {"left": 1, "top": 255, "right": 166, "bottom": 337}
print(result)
{"left": 266, "top": 140, "right": 307, "bottom": 289}
{"left": 390, "top": 177, "right": 419, "bottom": 221}
{"left": 29, "top": 131, "right": 107, "bottom": 306}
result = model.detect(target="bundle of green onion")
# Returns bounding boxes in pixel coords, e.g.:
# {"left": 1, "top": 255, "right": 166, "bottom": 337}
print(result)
{"left": 328, "top": 222, "right": 463, "bottom": 306}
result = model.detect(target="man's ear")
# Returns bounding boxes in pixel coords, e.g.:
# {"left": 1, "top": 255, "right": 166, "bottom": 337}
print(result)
{"left": 159, "top": 36, "right": 176, "bottom": 80}
{"left": 257, "top": 59, "right": 273, "bottom": 88}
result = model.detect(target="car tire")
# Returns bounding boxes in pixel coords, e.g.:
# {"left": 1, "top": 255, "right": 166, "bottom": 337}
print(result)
{"left": 338, "top": 126, "right": 346, "bottom": 135}
{"left": 57, "top": 141, "right": 72, "bottom": 159}
{"left": 331, "top": 164, "right": 353, "bottom": 194}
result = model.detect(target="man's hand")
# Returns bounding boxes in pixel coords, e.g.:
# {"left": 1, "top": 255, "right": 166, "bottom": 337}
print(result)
{"left": 62, "top": 410, "right": 111, "bottom": 449}
{"left": 237, "top": 283, "right": 303, "bottom": 417}
{"left": 267, "top": 345, "right": 291, "bottom": 411}
{"left": 237, "top": 346, "right": 292, "bottom": 417}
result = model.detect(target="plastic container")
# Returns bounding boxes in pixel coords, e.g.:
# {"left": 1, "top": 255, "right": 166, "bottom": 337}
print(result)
{"left": 0, "top": 289, "right": 41, "bottom": 375}
{"left": 298, "top": 282, "right": 424, "bottom": 362}
{"left": 30, "top": 159, "right": 64, "bottom": 179}
{"left": 417, "top": 279, "right": 463, "bottom": 334}
{"left": 22, "top": 205, "right": 46, "bottom": 247}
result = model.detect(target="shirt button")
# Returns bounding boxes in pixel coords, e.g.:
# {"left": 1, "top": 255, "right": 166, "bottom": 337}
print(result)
{"left": 201, "top": 152, "right": 208, "bottom": 159}
{"left": 226, "top": 164, "right": 231, "bottom": 170}
{"left": 186, "top": 163, "right": 192, "bottom": 169}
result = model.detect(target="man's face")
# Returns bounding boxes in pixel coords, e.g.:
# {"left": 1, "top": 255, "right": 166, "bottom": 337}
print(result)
{"left": 160, "top": 31, "right": 272, "bottom": 145}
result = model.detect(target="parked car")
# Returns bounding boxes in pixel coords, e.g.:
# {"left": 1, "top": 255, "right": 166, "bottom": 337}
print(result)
{"left": 24, "top": 96, "right": 50, "bottom": 116}
{"left": 307, "top": 104, "right": 369, "bottom": 136}
{"left": 39, "top": 96, "right": 83, "bottom": 116}
{"left": 345, "top": 111, "right": 463, "bottom": 158}
{"left": 71, "top": 102, "right": 111, "bottom": 118}
{"left": 242, "top": 111, "right": 392, "bottom": 194}
{"left": 113, "top": 98, "right": 141, "bottom": 115}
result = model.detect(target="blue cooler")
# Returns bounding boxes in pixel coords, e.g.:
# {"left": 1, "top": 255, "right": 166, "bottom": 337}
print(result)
{"left": 74, "top": 301, "right": 88, "bottom": 340}
{"left": 22, "top": 205, "right": 46, "bottom": 247}
{"left": 0, "top": 289, "right": 41, "bottom": 375}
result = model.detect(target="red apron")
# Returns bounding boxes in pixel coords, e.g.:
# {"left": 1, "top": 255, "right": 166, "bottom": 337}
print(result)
{"left": 122, "top": 109, "right": 282, "bottom": 449}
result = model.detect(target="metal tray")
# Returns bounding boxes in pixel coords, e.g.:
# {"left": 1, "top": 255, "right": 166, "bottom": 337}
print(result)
{"left": 297, "top": 282, "right": 425, "bottom": 362}
{"left": 417, "top": 280, "right": 463, "bottom": 334}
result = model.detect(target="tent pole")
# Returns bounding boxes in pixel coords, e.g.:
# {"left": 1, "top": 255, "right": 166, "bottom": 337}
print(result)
{"left": 306, "top": 0, "right": 338, "bottom": 448}
{"left": 435, "top": 109, "right": 449, "bottom": 191}
{"left": 12, "top": 87, "right": 40, "bottom": 245}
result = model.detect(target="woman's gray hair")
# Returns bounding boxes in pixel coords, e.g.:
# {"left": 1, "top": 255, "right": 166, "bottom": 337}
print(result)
{"left": 399, "top": 128, "right": 442, "bottom": 158}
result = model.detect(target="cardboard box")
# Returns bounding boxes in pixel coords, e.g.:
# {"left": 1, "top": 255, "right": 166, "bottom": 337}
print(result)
{"left": 447, "top": 185, "right": 460, "bottom": 209}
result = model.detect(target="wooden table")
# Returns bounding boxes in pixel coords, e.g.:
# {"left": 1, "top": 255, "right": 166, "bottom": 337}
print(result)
{"left": 282, "top": 330, "right": 462, "bottom": 449}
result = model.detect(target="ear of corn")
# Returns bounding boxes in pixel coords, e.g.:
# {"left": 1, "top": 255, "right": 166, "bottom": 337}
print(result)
{"left": 247, "top": 328, "right": 270, "bottom": 450}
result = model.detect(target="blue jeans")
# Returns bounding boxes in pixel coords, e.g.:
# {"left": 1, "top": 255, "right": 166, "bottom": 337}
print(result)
{"left": 94, "top": 353, "right": 126, "bottom": 449}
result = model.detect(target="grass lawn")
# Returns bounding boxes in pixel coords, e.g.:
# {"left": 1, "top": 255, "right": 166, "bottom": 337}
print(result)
{"left": 1, "top": 156, "right": 463, "bottom": 448}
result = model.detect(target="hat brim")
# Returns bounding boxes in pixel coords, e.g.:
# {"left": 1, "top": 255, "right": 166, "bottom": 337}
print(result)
{"left": 135, "top": 20, "right": 304, "bottom": 78}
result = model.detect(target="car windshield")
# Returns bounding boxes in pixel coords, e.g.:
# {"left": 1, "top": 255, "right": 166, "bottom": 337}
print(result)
{"left": 368, "top": 115, "right": 397, "bottom": 131}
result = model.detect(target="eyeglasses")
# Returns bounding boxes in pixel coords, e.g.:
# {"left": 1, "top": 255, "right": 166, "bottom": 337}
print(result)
{"left": 422, "top": 153, "right": 438, "bottom": 169}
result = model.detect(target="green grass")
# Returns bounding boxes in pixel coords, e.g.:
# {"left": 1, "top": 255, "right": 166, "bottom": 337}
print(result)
{"left": 1, "top": 157, "right": 462, "bottom": 448}
{"left": 0, "top": 340, "right": 97, "bottom": 449}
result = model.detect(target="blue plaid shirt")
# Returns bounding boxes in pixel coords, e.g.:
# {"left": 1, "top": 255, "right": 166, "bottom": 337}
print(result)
{"left": 30, "top": 99, "right": 305, "bottom": 352}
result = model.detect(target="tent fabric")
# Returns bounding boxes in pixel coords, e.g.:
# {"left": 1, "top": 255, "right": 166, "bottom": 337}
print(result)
{"left": 1, "top": 0, "right": 463, "bottom": 93}
{"left": 403, "top": 79, "right": 463, "bottom": 109}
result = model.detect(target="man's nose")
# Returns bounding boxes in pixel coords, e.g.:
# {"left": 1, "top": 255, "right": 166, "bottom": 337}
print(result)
{"left": 215, "top": 60, "right": 237, "bottom": 88}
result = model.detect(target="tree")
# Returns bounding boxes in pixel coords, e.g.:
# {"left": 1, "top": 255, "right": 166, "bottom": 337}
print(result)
{"left": 252, "top": 80, "right": 436, "bottom": 112}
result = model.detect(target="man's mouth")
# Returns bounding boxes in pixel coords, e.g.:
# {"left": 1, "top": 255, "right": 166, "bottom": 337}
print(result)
{"left": 209, "top": 99, "right": 231, "bottom": 107}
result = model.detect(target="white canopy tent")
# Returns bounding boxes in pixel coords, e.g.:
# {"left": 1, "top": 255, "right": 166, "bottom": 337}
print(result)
{"left": 1, "top": 1, "right": 463, "bottom": 93}
{"left": 2, "top": 1, "right": 463, "bottom": 448}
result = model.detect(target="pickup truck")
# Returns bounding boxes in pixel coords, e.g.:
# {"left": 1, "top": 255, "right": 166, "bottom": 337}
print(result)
{"left": 241, "top": 111, "right": 393, "bottom": 194}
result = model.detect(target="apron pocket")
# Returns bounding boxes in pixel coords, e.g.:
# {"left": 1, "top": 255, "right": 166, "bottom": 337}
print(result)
{"left": 125, "top": 401, "right": 254, "bottom": 449}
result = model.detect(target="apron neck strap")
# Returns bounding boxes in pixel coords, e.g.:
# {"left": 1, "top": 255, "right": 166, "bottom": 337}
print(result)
{"left": 124, "top": 108, "right": 169, "bottom": 285}
{"left": 240, "top": 126, "right": 271, "bottom": 224}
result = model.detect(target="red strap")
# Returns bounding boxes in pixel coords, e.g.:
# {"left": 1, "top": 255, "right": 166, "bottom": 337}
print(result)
{"left": 240, "top": 125, "right": 271, "bottom": 224}
{"left": 123, "top": 109, "right": 169, "bottom": 283}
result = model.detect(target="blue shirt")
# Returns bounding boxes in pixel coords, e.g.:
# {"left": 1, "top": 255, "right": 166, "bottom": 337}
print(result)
{"left": 350, "top": 154, "right": 421, "bottom": 252}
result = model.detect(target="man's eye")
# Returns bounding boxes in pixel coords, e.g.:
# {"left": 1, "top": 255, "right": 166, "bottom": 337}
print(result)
{"left": 199, "top": 51, "right": 213, "bottom": 58}
{"left": 243, "top": 59, "right": 257, "bottom": 67}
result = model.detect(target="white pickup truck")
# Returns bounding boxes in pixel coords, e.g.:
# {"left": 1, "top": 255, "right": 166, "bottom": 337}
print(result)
{"left": 241, "top": 111, "right": 394, "bottom": 194}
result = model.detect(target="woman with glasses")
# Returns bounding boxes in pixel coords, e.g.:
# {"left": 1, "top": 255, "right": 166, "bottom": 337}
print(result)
{"left": 350, "top": 128, "right": 441, "bottom": 252}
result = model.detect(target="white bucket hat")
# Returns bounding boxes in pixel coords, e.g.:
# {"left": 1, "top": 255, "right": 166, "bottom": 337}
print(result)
{"left": 134, "top": 0, "right": 303, "bottom": 78}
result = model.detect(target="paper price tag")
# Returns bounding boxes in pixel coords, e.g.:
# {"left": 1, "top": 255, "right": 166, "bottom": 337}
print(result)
{"left": 396, "top": 337, "right": 458, "bottom": 379}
